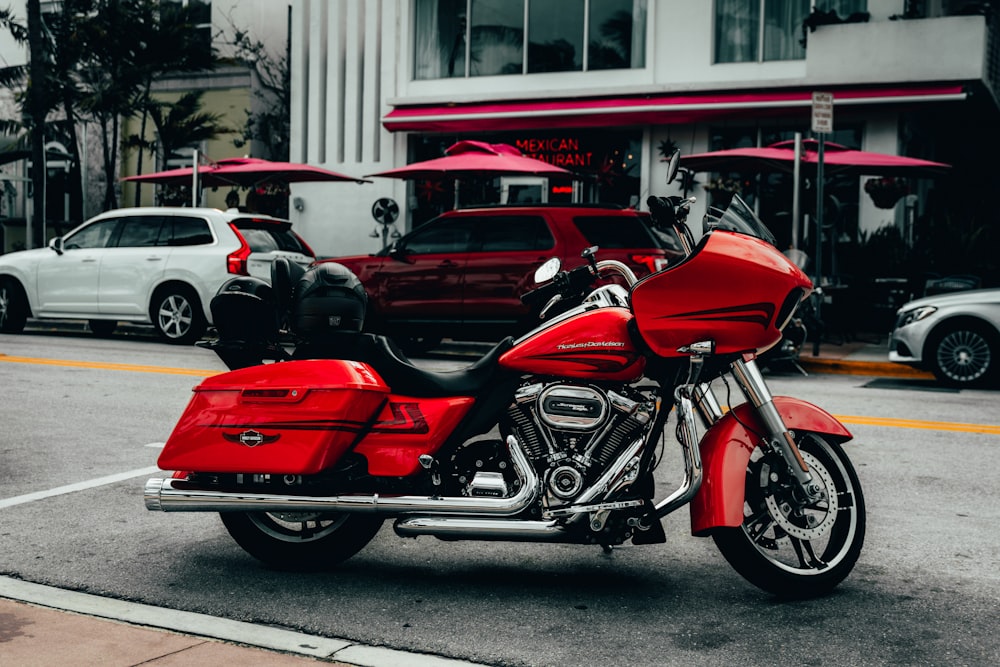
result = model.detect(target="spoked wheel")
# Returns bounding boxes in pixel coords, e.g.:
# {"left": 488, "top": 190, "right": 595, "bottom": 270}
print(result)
{"left": 152, "top": 287, "right": 206, "bottom": 345}
{"left": 713, "top": 433, "right": 865, "bottom": 598}
{"left": 220, "top": 511, "right": 383, "bottom": 570}
{"left": 929, "top": 323, "right": 996, "bottom": 387}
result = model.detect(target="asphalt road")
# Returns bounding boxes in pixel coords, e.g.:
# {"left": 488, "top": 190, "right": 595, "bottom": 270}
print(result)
{"left": 1, "top": 328, "right": 999, "bottom": 666}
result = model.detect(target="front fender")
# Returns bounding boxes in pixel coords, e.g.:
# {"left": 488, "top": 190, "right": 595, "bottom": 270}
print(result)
{"left": 689, "top": 396, "right": 851, "bottom": 536}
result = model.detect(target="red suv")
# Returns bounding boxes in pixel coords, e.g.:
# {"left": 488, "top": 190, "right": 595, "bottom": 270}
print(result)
{"left": 320, "top": 204, "right": 682, "bottom": 352}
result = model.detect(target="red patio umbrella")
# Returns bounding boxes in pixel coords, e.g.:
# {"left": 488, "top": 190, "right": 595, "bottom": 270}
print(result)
{"left": 680, "top": 139, "right": 950, "bottom": 176}
{"left": 122, "top": 157, "right": 371, "bottom": 188}
{"left": 366, "top": 140, "right": 576, "bottom": 179}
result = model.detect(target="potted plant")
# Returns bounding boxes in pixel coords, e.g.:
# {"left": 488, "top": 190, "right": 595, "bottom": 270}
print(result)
{"left": 864, "top": 177, "right": 909, "bottom": 209}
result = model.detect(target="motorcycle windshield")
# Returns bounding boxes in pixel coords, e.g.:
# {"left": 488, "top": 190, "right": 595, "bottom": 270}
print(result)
{"left": 703, "top": 194, "right": 777, "bottom": 247}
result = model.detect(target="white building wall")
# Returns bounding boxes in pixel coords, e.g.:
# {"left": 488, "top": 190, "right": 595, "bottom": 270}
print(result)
{"left": 290, "top": 0, "right": 403, "bottom": 258}
{"left": 288, "top": 0, "right": 956, "bottom": 258}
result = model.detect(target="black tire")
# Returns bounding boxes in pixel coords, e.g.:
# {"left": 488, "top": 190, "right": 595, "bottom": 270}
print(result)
{"left": 713, "top": 433, "right": 866, "bottom": 598}
{"left": 0, "top": 277, "right": 28, "bottom": 334}
{"left": 927, "top": 321, "right": 997, "bottom": 387}
{"left": 151, "top": 286, "right": 206, "bottom": 345}
{"left": 220, "top": 511, "right": 383, "bottom": 570}
{"left": 88, "top": 319, "right": 117, "bottom": 337}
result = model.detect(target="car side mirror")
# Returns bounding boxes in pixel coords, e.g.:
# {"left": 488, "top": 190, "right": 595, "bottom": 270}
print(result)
{"left": 49, "top": 237, "right": 64, "bottom": 256}
{"left": 387, "top": 241, "right": 411, "bottom": 261}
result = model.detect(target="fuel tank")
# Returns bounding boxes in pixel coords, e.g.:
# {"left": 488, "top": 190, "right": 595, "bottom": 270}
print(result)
{"left": 630, "top": 231, "right": 811, "bottom": 358}
{"left": 499, "top": 307, "right": 644, "bottom": 382}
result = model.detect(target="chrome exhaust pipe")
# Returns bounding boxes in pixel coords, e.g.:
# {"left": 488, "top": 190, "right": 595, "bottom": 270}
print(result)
{"left": 145, "top": 435, "right": 538, "bottom": 516}
{"left": 653, "top": 385, "right": 703, "bottom": 518}
{"left": 393, "top": 517, "right": 571, "bottom": 542}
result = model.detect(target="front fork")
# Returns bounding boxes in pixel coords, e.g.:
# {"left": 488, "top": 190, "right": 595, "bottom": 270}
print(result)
{"left": 682, "top": 350, "right": 824, "bottom": 507}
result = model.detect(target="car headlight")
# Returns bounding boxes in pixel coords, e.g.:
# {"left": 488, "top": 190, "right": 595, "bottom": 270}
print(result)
{"left": 896, "top": 305, "right": 937, "bottom": 328}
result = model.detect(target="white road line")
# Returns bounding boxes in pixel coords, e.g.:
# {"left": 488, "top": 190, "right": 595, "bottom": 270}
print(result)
{"left": 0, "top": 466, "right": 161, "bottom": 509}
{"left": 144, "top": 442, "right": 165, "bottom": 448}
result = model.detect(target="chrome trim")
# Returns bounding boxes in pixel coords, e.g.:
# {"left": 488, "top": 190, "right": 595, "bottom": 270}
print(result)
{"left": 393, "top": 517, "right": 569, "bottom": 542}
{"left": 692, "top": 383, "right": 724, "bottom": 427}
{"left": 653, "top": 385, "right": 704, "bottom": 518}
{"left": 145, "top": 435, "right": 538, "bottom": 516}
{"left": 730, "top": 357, "right": 818, "bottom": 497}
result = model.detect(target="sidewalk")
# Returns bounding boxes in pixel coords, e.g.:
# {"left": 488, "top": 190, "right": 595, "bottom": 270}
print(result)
{"left": 793, "top": 336, "right": 933, "bottom": 379}
{"left": 0, "top": 576, "right": 482, "bottom": 667}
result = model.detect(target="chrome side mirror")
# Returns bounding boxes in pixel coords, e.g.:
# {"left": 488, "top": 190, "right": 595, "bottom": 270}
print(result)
{"left": 665, "top": 149, "right": 681, "bottom": 185}
{"left": 534, "top": 257, "right": 561, "bottom": 284}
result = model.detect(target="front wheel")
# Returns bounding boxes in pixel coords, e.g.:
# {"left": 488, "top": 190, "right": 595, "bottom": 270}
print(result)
{"left": 220, "top": 511, "right": 383, "bottom": 570}
{"left": 713, "top": 433, "right": 865, "bottom": 598}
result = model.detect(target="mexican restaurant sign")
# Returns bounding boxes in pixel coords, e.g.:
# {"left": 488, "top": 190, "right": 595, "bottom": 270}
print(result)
{"left": 515, "top": 137, "right": 595, "bottom": 168}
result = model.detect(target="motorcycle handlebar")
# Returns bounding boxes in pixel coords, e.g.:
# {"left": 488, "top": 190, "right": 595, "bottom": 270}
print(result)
{"left": 520, "top": 263, "right": 595, "bottom": 309}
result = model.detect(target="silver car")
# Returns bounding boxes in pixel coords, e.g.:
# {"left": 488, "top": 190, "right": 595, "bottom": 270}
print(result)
{"left": 889, "top": 288, "right": 1000, "bottom": 387}
{"left": 0, "top": 208, "right": 314, "bottom": 344}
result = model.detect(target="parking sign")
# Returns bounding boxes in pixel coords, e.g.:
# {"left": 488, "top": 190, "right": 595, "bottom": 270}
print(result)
{"left": 812, "top": 92, "right": 834, "bottom": 134}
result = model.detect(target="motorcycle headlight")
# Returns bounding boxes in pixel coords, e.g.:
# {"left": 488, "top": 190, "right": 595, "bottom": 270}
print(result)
{"left": 896, "top": 305, "right": 937, "bottom": 328}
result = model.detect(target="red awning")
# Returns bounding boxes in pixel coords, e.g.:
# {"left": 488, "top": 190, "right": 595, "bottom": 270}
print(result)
{"left": 382, "top": 84, "right": 968, "bottom": 133}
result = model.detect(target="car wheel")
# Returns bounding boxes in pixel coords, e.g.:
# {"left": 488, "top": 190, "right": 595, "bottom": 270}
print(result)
{"left": 0, "top": 277, "right": 28, "bottom": 334}
{"left": 928, "top": 321, "right": 997, "bottom": 387}
{"left": 151, "top": 286, "right": 206, "bottom": 345}
{"left": 88, "top": 320, "right": 117, "bottom": 337}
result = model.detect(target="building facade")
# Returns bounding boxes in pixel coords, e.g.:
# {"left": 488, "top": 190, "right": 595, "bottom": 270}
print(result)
{"left": 0, "top": 0, "right": 291, "bottom": 253}
{"left": 287, "top": 0, "right": 1000, "bottom": 288}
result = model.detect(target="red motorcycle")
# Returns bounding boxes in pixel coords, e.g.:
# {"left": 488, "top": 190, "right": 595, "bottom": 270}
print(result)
{"left": 145, "top": 162, "right": 865, "bottom": 598}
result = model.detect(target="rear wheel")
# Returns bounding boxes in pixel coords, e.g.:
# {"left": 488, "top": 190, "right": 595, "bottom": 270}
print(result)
{"left": 0, "top": 277, "right": 28, "bottom": 334}
{"left": 713, "top": 433, "right": 865, "bottom": 598}
{"left": 928, "top": 322, "right": 997, "bottom": 387}
{"left": 151, "top": 286, "right": 206, "bottom": 344}
{"left": 220, "top": 511, "right": 383, "bottom": 570}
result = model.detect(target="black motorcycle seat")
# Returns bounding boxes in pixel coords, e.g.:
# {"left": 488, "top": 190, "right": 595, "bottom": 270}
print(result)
{"left": 358, "top": 334, "right": 516, "bottom": 398}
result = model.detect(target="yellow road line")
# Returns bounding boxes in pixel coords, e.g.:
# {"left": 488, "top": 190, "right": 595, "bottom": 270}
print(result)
{"left": 3, "top": 354, "right": 998, "bottom": 435}
{"left": 0, "top": 354, "right": 218, "bottom": 377}
{"left": 834, "top": 414, "right": 1000, "bottom": 435}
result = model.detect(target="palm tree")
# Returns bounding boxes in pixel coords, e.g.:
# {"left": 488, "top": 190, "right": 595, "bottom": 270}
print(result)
{"left": 128, "top": 0, "right": 216, "bottom": 205}
{"left": 144, "top": 90, "right": 229, "bottom": 205}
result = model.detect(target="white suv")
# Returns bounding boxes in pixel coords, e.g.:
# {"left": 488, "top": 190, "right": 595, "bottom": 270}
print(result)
{"left": 0, "top": 207, "right": 315, "bottom": 344}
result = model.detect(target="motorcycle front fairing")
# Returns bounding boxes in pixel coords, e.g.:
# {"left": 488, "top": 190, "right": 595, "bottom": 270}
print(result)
{"left": 687, "top": 396, "right": 852, "bottom": 535}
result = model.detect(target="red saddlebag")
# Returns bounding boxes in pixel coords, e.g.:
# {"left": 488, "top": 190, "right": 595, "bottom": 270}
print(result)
{"left": 158, "top": 360, "right": 389, "bottom": 475}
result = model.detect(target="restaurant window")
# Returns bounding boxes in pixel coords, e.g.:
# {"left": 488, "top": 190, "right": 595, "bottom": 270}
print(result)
{"left": 414, "top": 0, "right": 646, "bottom": 79}
{"left": 714, "top": 1, "right": 866, "bottom": 63}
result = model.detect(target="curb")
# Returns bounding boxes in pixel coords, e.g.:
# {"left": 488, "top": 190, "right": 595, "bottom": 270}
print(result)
{"left": 798, "top": 357, "right": 935, "bottom": 379}
{"left": 0, "top": 576, "right": 487, "bottom": 667}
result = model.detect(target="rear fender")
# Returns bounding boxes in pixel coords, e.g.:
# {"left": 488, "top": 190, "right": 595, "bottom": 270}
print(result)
{"left": 689, "top": 396, "right": 852, "bottom": 535}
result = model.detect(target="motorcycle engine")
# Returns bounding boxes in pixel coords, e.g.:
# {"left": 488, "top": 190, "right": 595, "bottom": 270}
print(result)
{"left": 504, "top": 382, "right": 655, "bottom": 503}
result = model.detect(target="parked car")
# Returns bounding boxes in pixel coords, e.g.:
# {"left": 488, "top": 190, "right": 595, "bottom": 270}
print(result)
{"left": 0, "top": 208, "right": 314, "bottom": 344}
{"left": 888, "top": 287, "right": 1000, "bottom": 387}
{"left": 322, "top": 203, "right": 684, "bottom": 352}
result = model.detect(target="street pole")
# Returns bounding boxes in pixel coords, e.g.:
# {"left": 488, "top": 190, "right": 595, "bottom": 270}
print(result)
{"left": 810, "top": 91, "right": 833, "bottom": 356}
{"left": 813, "top": 136, "right": 825, "bottom": 356}
{"left": 192, "top": 149, "right": 200, "bottom": 207}
{"left": 791, "top": 132, "right": 801, "bottom": 250}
